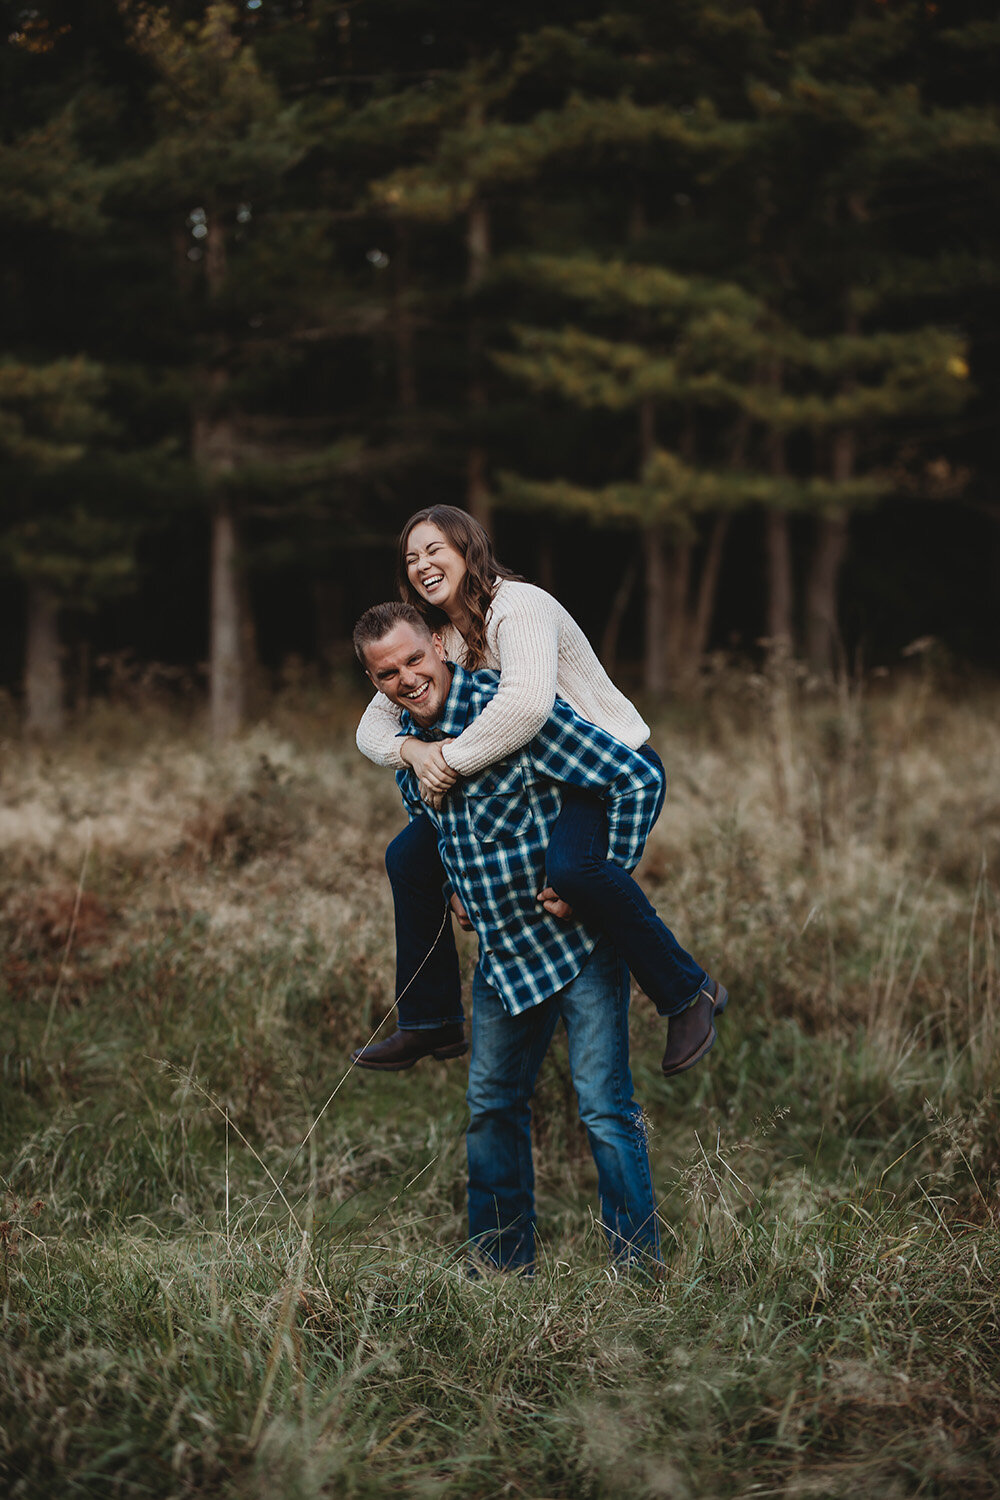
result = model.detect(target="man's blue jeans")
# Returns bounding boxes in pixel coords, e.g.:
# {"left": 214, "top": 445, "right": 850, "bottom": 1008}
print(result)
{"left": 386, "top": 745, "right": 706, "bottom": 1029}
{"left": 466, "top": 937, "right": 660, "bottom": 1272}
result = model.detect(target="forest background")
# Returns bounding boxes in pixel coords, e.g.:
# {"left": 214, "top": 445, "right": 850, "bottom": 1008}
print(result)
{"left": 2, "top": 0, "right": 999, "bottom": 735}
{"left": 4, "top": 6, "right": 1000, "bottom": 1497}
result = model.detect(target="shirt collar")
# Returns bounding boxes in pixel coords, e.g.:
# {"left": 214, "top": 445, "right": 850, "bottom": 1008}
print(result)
{"left": 398, "top": 662, "right": 477, "bottom": 740}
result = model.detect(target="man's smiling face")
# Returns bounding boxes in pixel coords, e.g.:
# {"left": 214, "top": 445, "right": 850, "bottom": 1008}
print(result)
{"left": 364, "top": 621, "right": 452, "bottom": 727}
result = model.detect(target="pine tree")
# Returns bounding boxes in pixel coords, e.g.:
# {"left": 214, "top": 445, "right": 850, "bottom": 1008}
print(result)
{"left": 487, "top": 5, "right": 979, "bottom": 684}
{"left": 4, "top": 0, "right": 995, "bottom": 704}
{"left": 0, "top": 358, "right": 125, "bottom": 733}
{"left": 0, "top": 35, "right": 130, "bottom": 734}
{"left": 730, "top": 5, "right": 991, "bottom": 671}
{"left": 109, "top": 1, "right": 313, "bottom": 735}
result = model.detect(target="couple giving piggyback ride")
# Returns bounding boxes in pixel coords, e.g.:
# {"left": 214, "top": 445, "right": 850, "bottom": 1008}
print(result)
{"left": 349, "top": 504, "right": 728, "bottom": 1272}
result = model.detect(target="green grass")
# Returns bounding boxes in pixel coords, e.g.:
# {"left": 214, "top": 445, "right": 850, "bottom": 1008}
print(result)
{"left": 2, "top": 671, "right": 999, "bottom": 1497}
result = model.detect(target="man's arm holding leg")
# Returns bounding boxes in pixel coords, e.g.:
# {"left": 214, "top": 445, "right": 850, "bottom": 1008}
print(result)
{"left": 527, "top": 711, "right": 665, "bottom": 870}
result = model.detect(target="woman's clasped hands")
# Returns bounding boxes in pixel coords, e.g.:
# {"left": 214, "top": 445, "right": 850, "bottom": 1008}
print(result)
{"left": 400, "top": 736, "right": 459, "bottom": 809}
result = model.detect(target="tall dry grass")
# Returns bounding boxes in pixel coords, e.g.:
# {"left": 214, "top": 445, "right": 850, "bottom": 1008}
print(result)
{"left": 1, "top": 666, "right": 998, "bottom": 1497}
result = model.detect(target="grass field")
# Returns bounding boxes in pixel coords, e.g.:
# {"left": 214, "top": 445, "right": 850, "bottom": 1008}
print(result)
{"left": 2, "top": 666, "right": 999, "bottom": 1498}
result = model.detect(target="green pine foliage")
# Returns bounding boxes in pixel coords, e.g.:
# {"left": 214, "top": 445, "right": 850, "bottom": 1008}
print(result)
{"left": 1, "top": 0, "right": 998, "bottom": 688}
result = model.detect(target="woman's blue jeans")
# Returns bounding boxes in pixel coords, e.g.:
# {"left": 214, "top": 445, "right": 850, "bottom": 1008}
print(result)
{"left": 386, "top": 745, "right": 706, "bottom": 1029}
{"left": 466, "top": 937, "right": 660, "bottom": 1272}
{"left": 545, "top": 747, "right": 707, "bottom": 1017}
{"left": 385, "top": 813, "right": 464, "bottom": 1030}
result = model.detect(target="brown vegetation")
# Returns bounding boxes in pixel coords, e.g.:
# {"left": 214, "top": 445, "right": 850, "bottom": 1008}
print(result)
{"left": 1, "top": 670, "right": 998, "bottom": 1497}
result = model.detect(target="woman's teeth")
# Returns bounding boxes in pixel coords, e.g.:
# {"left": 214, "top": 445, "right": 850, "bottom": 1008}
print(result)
{"left": 422, "top": 574, "right": 444, "bottom": 590}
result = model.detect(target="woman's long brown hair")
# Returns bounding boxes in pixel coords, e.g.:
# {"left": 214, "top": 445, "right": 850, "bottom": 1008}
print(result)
{"left": 396, "top": 505, "right": 523, "bottom": 670}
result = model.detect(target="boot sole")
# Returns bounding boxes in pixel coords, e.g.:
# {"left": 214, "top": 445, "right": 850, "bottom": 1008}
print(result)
{"left": 661, "top": 983, "right": 729, "bottom": 1078}
{"left": 353, "top": 1041, "right": 469, "bottom": 1073}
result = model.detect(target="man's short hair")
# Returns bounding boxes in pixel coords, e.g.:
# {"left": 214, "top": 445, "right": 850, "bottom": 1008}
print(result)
{"left": 353, "top": 601, "right": 432, "bottom": 667}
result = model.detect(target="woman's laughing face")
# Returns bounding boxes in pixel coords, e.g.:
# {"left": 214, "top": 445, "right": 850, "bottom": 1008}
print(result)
{"left": 403, "top": 522, "right": 467, "bottom": 619}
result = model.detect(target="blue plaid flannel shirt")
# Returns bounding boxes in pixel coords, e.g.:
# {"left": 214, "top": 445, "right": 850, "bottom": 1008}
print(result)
{"left": 395, "top": 663, "right": 664, "bottom": 1016}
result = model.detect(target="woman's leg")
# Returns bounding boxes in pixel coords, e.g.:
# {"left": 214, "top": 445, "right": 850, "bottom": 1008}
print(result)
{"left": 385, "top": 814, "right": 464, "bottom": 1029}
{"left": 353, "top": 814, "right": 465, "bottom": 1071}
{"left": 544, "top": 750, "right": 708, "bottom": 1018}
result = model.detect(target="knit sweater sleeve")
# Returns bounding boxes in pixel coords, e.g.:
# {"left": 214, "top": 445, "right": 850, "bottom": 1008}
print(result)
{"left": 356, "top": 689, "right": 407, "bottom": 769}
{"left": 441, "top": 585, "right": 560, "bottom": 777}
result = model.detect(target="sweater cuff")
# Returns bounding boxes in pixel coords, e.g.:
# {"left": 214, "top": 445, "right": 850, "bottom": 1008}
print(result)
{"left": 439, "top": 739, "right": 461, "bottom": 772}
{"left": 387, "top": 731, "right": 412, "bottom": 771}
{"left": 439, "top": 737, "right": 484, "bottom": 777}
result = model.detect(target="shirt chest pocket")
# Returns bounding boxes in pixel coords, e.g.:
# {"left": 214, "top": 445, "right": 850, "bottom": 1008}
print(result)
{"left": 464, "top": 764, "right": 533, "bottom": 843}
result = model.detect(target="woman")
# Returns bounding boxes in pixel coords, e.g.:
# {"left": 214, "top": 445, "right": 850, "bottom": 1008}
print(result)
{"left": 354, "top": 505, "right": 727, "bottom": 1077}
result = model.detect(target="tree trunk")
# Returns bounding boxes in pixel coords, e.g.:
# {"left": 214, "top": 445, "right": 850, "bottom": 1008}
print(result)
{"left": 467, "top": 447, "right": 490, "bottom": 529}
{"left": 466, "top": 198, "right": 491, "bottom": 529}
{"left": 684, "top": 411, "right": 746, "bottom": 670}
{"left": 690, "top": 513, "right": 730, "bottom": 661}
{"left": 664, "top": 411, "right": 705, "bottom": 688}
{"left": 643, "top": 525, "right": 668, "bottom": 697}
{"left": 600, "top": 550, "right": 638, "bottom": 677}
{"left": 201, "top": 195, "right": 229, "bottom": 299}
{"left": 676, "top": 411, "right": 743, "bottom": 679}
{"left": 638, "top": 396, "right": 667, "bottom": 696}
{"left": 193, "top": 366, "right": 244, "bottom": 739}
{"left": 664, "top": 541, "right": 692, "bottom": 681}
{"left": 239, "top": 562, "right": 261, "bottom": 717}
{"left": 393, "top": 223, "right": 417, "bottom": 412}
{"left": 805, "top": 294, "right": 860, "bottom": 678}
{"left": 24, "top": 583, "right": 64, "bottom": 737}
{"left": 765, "top": 510, "right": 794, "bottom": 649}
{"left": 805, "top": 513, "right": 848, "bottom": 677}
{"left": 73, "top": 637, "right": 91, "bottom": 716}
{"left": 313, "top": 575, "right": 345, "bottom": 674}
{"left": 189, "top": 212, "right": 250, "bottom": 738}
{"left": 764, "top": 364, "right": 794, "bottom": 655}
{"left": 806, "top": 429, "right": 854, "bottom": 677}
{"left": 208, "top": 497, "right": 243, "bottom": 739}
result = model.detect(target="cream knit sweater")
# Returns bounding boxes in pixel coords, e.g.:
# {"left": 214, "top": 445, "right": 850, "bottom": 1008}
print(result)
{"left": 355, "top": 580, "right": 650, "bottom": 777}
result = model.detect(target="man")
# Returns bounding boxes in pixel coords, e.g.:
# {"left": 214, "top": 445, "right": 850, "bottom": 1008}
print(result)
{"left": 350, "top": 600, "right": 672, "bottom": 1271}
